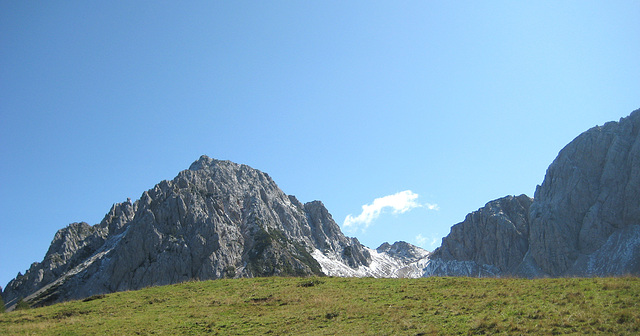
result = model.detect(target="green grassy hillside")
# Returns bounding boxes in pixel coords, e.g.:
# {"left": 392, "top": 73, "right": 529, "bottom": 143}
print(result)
{"left": 1, "top": 276, "right": 638, "bottom": 335}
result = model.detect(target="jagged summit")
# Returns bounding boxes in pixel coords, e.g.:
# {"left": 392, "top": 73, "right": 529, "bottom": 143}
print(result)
{"left": 377, "top": 241, "right": 430, "bottom": 262}
{"left": 188, "top": 155, "right": 239, "bottom": 172}
{"left": 424, "top": 195, "right": 532, "bottom": 277}
{"left": 188, "top": 154, "right": 219, "bottom": 171}
{"left": 1, "top": 155, "right": 417, "bottom": 310}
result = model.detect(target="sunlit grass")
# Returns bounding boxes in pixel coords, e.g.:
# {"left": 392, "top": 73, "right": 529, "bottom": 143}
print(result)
{"left": 1, "top": 276, "right": 639, "bottom": 335}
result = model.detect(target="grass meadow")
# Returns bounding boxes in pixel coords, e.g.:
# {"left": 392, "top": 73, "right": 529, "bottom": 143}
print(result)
{"left": 1, "top": 276, "right": 639, "bottom": 335}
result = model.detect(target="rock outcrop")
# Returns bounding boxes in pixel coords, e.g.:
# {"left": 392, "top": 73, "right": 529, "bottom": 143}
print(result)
{"left": 2, "top": 156, "right": 387, "bottom": 309}
{"left": 425, "top": 109, "right": 640, "bottom": 277}
{"left": 528, "top": 109, "right": 640, "bottom": 276}
{"left": 376, "top": 241, "right": 429, "bottom": 264}
{"left": 424, "top": 195, "right": 532, "bottom": 276}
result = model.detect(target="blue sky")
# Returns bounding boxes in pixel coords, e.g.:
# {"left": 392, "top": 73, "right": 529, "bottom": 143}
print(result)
{"left": 1, "top": 1, "right": 638, "bottom": 288}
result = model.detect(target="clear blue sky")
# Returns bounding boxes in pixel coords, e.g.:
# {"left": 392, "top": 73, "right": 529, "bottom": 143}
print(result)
{"left": 1, "top": 1, "right": 638, "bottom": 288}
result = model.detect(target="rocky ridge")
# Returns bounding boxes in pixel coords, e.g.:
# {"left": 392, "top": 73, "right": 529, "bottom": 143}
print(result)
{"left": 4, "top": 109, "right": 640, "bottom": 310}
{"left": 425, "top": 109, "right": 640, "bottom": 277}
{"left": 423, "top": 195, "right": 532, "bottom": 277}
{"left": 528, "top": 109, "right": 640, "bottom": 276}
{"left": 3, "top": 157, "right": 426, "bottom": 310}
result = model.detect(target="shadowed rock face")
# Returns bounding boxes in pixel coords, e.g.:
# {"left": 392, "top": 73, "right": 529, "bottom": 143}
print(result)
{"left": 2, "top": 156, "right": 373, "bottom": 308}
{"left": 529, "top": 109, "right": 640, "bottom": 276}
{"left": 425, "top": 109, "right": 640, "bottom": 278}
{"left": 429, "top": 195, "right": 532, "bottom": 275}
{"left": 423, "top": 195, "right": 532, "bottom": 277}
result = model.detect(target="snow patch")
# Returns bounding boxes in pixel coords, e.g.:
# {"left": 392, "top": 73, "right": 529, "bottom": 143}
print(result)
{"left": 311, "top": 247, "right": 431, "bottom": 278}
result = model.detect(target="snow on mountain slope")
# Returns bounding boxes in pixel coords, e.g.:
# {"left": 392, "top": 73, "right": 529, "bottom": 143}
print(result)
{"left": 312, "top": 242, "right": 431, "bottom": 278}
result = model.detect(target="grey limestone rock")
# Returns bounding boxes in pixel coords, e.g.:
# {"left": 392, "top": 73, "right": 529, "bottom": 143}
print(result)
{"left": 422, "top": 259, "right": 501, "bottom": 277}
{"left": 424, "top": 109, "right": 640, "bottom": 278}
{"left": 3, "top": 156, "right": 373, "bottom": 308}
{"left": 2, "top": 221, "right": 109, "bottom": 307}
{"left": 376, "top": 241, "right": 429, "bottom": 263}
{"left": 304, "top": 200, "right": 371, "bottom": 268}
{"left": 529, "top": 109, "right": 640, "bottom": 276}
{"left": 425, "top": 195, "right": 532, "bottom": 276}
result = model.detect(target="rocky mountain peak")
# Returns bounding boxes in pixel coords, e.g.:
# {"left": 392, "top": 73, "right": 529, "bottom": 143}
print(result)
{"left": 376, "top": 241, "right": 430, "bottom": 262}
{"left": 188, "top": 155, "right": 220, "bottom": 171}
{"left": 2, "top": 156, "right": 400, "bottom": 309}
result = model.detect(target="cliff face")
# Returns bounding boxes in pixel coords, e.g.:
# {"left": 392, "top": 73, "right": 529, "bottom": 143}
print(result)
{"left": 424, "top": 195, "right": 532, "bottom": 277}
{"left": 424, "top": 109, "right": 640, "bottom": 278}
{"left": 529, "top": 109, "right": 640, "bottom": 276}
{"left": 2, "top": 156, "right": 376, "bottom": 308}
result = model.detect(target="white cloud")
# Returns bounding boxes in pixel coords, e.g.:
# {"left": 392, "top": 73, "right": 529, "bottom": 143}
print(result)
{"left": 430, "top": 237, "right": 438, "bottom": 247}
{"left": 343, "top": 190, "right": 438, "bottom": 232}
{"left": 425, "top": 203, "right": 440, "bottom": 211}
{"left": 415, "top": 234, "right": 428, "bottom": 247}
{"left": 415, "top": 234, "right": 439, "bottom": 249}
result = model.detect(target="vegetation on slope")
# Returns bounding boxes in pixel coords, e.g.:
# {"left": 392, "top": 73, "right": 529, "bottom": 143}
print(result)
{"left": 1, "top": 276, "right": 638, "bottom": 335}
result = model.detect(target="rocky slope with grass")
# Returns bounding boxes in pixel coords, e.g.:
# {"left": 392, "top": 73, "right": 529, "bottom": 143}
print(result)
{"left": 2, "top": 156, "right": 423, "bottom": 309}
{"left": 425, "top": 109, "right": 640, "bottom": 277}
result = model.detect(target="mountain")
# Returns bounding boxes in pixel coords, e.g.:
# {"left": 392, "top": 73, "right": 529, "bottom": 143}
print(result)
{"left": 423, "top": 195, "right": 532, "bottom": 277}
{"left": 4, "top": 109, "right": 640, "bottom": 310}
{"left": 2, "top": 156, "right": 426, "bottom": 309}
{"left": 425, "top": 109, "right": 640, "bottom": 277}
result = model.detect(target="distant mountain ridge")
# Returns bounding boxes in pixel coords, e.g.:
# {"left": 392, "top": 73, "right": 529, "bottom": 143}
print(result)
{"left": 3, "top": 109, "right": 640, "bottom": 310}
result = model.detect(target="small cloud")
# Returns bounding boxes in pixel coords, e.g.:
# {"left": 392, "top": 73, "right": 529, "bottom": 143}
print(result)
{"left": 343, "top": 190, "right": 437, "bottom": 233}
{"left": 415, "top": 234, "right": 428, "bottom": 246}
{"left": 425, "top": 203, "right": 439, "bottom": 211}
{"left": 415, "top": 234, "right": 439, "bottom": 249}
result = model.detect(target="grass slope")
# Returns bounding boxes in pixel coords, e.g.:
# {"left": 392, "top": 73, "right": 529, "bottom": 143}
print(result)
{"left": 1, "top": 276, "right": 639, "bottom": 335}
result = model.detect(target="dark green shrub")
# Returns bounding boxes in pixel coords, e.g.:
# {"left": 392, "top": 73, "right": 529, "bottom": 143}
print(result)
{"left": 82, "top": 294, "right": 106, "bottom": 302}
{"left": 298, "top": 278, "right": 325, "bottom": 287}
{"left": 224, "top": 266, "right": 236, "bottom": 278}
{"left": 14, "top": 298, "right": 31, "bottom": 311}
